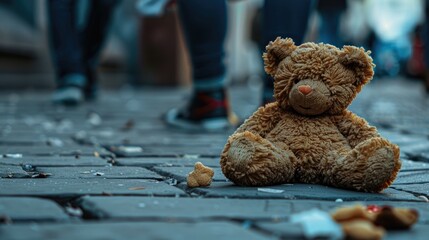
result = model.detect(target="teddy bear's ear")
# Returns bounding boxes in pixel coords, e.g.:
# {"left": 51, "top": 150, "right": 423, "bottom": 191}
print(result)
{"left": 263, "top": 37, "right": 296, "bottom": 77}
{"left": 339, "top": 46, "right": 375, "bottom": 86}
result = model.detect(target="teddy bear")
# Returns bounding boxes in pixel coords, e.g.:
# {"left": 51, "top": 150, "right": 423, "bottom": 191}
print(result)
{"left": 220, "top": 37, "right": 401, "bottom": 193}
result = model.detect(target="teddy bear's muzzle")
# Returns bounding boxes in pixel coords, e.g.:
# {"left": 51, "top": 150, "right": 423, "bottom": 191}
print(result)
{"left": 289, "top": 80, "right": 331, "bottom": 116}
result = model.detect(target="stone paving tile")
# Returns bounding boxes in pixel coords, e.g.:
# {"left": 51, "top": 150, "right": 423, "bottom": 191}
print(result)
{"left": 78, "top": 196, "right": 274, "bottom": 220}
{"left": 406, "top": 150, "right": 429, "bottom": 163}
{"left": 401, "top": 143, "right": 429, "bottom": 161}
{"left": 0, "top": 221, "right": 273, "bottom": 240}
{"left": 394, "top": 170, "right": 429, "bottom": 185}
{"left": 185, "top": 182, "right": 421, "bottom": 201}
{"left": 378, "top": 130, "right": 429, "bottom": 148}
{"left": 0, "top": 126, "right": 52, "bottom": 135}
{"left": 77, "top": 196, "right": 429, "bottom": 222}
{"left": 401, "top": 159, "right": 429, "bottom": 171}
{"left": 74, "top": 130, "right": 230, "bottom": 146}
{"left": 0, "top": 165, "right": 28, "bottom": 178}
{"left": 397, "top": 126, "right": 429, "bottom": 136}
{"left": 34, "top": 166, "right": 164, "bottom": 180}
{"left": 0, "top": 135, "right": 76, "bottom": 146}
{"left": 392, "top": 183, "right": 429, "bottom": 197}
{"left": 0, "top": 179, "right": 185, "bottom": 197}
{"left": 0, "top": 156, "right": 107, "bottom": 167}
{"left": 0, "top": 145, "right": 111, "bottom": 157}
{"left": 153, "top": 166, "right": 228, "bottom": 182}
{"left": 254, "top": 222, "right": 304, "bottom": 240}
{"left": 0, "top": 197, "right": 69, "bottom": 221}
{"left": 115, "top": 157, "right": 221, "bottom": 168}
{"left": 104, "top": 144, "right": 223, "bottom": 157}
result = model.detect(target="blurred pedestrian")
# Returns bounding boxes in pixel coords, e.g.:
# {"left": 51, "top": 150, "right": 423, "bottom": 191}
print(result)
{"left": 165, "top": 0, "right": 314, "bottom": 131}
{"left": 317, "top": 0, "right": 347, "bottom": 48}
{"left": 260, "top": 0, "right": 314, "bottom": 104}
{"left": 48, "top": 0, "right": 120, "bottom": 105}
{"left": 424, "top": 0, "right": 429, "bottom": 92}
{"left": 164, "top": 0, "right": 230, "bottom": 131}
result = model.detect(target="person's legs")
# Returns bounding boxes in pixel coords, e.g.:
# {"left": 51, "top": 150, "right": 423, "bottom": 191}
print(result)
{"left": 178, "top": 0, "right": 227, "bottom": 88}
{"left": 318, "top": 10, "right": 342, "bottom": 47}
{"left": 317, "top": 0, "right": 347, "bottom": 47}
{"left": 165, "top": 0, "right": 232, "bottom": 130}
{"left": 424, "top": 0, "right": 429, "bottom": 92}
{"left": 261, "top": 0, "right": 313, "bottom": 104}
{"left": 48, "top": 0, "right": 86, "bottom": 105}
{"left": 81, "top": 0, "right": 120, "bottom": 99}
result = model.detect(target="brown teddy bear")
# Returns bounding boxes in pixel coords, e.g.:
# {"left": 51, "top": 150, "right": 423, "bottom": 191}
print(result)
{"left": 220, "top": 37, "right": 401, "bottom": 193}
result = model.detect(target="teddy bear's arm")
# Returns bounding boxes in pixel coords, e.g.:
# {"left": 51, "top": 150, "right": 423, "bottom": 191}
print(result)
{"left": 235, "top": 102, "right": 282, "bottom": 138}
{"left": 332, "top": 110, "right": 379, "bottom": 148}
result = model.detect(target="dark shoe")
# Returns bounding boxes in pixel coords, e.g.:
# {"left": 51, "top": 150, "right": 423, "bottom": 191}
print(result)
{"left": 52, "top": 74, "right": 87, "bottom": 106}
{"left": 51, "top": 86, "right": 84, "bottom": 106}
{"left": 165, "top": 88, "right": 236, "bottom": 131}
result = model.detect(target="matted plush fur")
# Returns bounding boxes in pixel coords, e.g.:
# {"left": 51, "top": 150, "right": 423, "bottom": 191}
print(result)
{"left": 220, "top": 37, "right": 401, "bottom": 193}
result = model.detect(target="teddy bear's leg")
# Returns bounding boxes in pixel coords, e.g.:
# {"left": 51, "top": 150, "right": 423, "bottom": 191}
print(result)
{"left": 328, "top": 137, "right": 401, "bottom": 192}
{"left": 220, "top": 131, "right": 296, "bottom": 186}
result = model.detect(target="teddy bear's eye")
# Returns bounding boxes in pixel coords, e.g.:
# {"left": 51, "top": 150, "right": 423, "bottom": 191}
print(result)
{"left": 293, "top": 79, "right": 300, "bottom": 84}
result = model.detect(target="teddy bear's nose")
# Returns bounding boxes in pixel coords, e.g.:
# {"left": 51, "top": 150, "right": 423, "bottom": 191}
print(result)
{"left": 298, "top": 85, "right": 312, "bottom": 95}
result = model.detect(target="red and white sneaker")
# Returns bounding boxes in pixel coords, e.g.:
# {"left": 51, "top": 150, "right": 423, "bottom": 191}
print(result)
{"left": 164, "top": 88, "right": 238, "bottom": 131}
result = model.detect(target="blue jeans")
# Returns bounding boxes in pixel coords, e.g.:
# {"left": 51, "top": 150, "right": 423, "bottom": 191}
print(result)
{"left": 177, "top": 0, "right": 313, "bottom": 91}
{"left": 177, "top": 0, "right": 227, "bottom": 89}
{"left": 261, "top": 0, "right": 314, "bottom": 93}
{"left": 48, "top": 0, "right": 119, "bottom": 88}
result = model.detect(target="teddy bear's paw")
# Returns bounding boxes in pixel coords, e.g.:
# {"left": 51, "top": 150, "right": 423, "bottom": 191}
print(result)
{"left": 331, "top": 138, "right": 401, "bottom": 192}
{"left": 361, "top": 146, "right": 400, "bottom": 192}
{"left": 348, "top": 138, "right": 401, "bottom": 192}
{"left": 221, "top": 131, "right": 294, "bottom": 186}
{"left": 225, "top": 132, "right": 259, "bottom": 169}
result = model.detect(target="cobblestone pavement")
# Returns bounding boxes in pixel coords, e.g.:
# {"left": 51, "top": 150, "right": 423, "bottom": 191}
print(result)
{"left": 1, "top": 78, "right": 429, "bottom": 239}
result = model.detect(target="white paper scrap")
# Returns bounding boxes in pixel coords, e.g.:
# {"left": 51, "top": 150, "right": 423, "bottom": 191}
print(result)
{"left": 290, "top": 208, "right": 343, "bottom": 239}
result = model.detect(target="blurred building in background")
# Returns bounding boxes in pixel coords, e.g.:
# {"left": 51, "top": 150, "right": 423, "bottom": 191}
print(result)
{"left": 0, "top": 0, "right": 426, "bottom": 90}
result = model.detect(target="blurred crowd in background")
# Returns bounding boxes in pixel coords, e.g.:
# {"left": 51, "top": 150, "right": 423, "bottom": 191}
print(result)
{"left": 0, "top": 0, "right": 428, "bottom": 90}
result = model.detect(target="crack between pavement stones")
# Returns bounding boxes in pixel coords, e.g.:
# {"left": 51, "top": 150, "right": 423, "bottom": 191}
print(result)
{"left": 66, "top": 214, "right": 289, "bottom": 223}
{"left": 181, "top": 188, "right": 428, "bottom": 202}
{"left": 229, "top": 219, "right": 283, "bottom": 239}
{"left": 101, "top": 145, "right": 220, "bottom": 158}
{"left": 75, "top": 197, "right": 108, "bottom": 220}
{"left": 0, "top": 142, "right": 38, "bottom": 146}
{"left": 390, "top": 186, "right": 429, "bottom": 201}
{"left": 146, "top": 166, "right": 198, "bottom": 197}
{"left": 393, "top": 181, "right": 429, "bottom": 185}
{"left": 400, "top": 168, "right": 429, "bottom": 172}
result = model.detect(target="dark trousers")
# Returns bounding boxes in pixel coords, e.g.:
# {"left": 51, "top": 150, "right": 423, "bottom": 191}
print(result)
{"left": 261, "top": 0, "right": 314, "bottom": 91}
{"left": 177, "top": 0, "right": 227, "bottom": 83}
{"left": 177, "top": 0, "right": 313, "bottom": 89}
{"left": 48, "top": 0, "right": 119, "bottom": 87}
